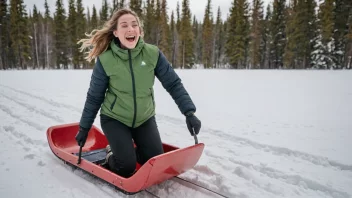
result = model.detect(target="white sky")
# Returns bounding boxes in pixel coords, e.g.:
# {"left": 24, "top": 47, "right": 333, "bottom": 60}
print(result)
{"left": 23, "top": 0, "right": 273, "bottom": 22}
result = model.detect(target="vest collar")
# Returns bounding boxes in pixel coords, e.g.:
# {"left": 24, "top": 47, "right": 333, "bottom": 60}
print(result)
{"left": 110, "top": 37, "right": 145, "bottom": 60}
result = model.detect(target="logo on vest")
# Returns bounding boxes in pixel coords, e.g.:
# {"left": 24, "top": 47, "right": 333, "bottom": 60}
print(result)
{"left": 141, "top": 61, "right": 146, "bottom": 66}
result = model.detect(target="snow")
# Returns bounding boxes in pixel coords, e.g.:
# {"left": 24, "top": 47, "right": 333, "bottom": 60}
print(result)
{"left": 0, "top": 69, "right": 352, "bottom": 198}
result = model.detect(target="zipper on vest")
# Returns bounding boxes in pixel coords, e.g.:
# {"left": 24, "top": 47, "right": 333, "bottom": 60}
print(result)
{"left": 150, "top": 88, "right": 155, "bottom": 108}
{"left": 128, "top": 50, "right": 137, "bottom": 128}
{"left": 110, "top": 93, "right": 117, "bottom": 110}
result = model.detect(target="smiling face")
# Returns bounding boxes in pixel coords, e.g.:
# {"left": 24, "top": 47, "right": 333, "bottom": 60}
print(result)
{"left": 113, "top": 14, "right": 141, "bottom": 49}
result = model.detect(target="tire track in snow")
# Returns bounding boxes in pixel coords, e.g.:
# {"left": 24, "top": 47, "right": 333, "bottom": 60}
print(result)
{"left": 0, "top": 92, "right": 65, "bottom": 123}
{"left": 2, "top": 125, "right": 47, "bottom": 148}
{"left": 0, "top": 84, "right": 81, "bottom": 127}
{"left": 201, "top": 142, "right": 351, "bottom": 198}
{"left": 0, "top": 108, "right": 48, "bottom": 169}
{"left": 0, "top": 102, "right": 48, "bottom": 155}
{"left": 158, "top": 114, "right": 352, "bottom": 198}
{"left": 0, "top": 103, "right": 44, "bottom": 131}
{"left": 0, "top": 84, "right": 82, "bottom": 113}
{"left": 229, "top": 159, "right": 350, "bottom": 198}
{"left": 0, "top": 94, "right": 55, "bottom": 148}
{"left": 157, "top": 114, "right": 352, "bottom": 172}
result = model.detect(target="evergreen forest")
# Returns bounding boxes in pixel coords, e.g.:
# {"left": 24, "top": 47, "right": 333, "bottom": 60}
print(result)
{"left": 0, "top": 0, "right": 351, "bottom": 70}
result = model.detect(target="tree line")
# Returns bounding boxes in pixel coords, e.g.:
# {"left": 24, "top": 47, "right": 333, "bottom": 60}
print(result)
{"left": 0, "top": 0, "right": 351, "bottom": 70}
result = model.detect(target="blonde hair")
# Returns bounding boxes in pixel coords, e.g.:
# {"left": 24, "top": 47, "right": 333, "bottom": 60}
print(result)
{"left": 78, "top": 8, "right": 144, "bottom": 62}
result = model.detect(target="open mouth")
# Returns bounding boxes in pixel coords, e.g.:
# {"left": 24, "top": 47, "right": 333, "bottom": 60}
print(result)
{"left": 126, "top": 36, "right": 136, "bottom": 42}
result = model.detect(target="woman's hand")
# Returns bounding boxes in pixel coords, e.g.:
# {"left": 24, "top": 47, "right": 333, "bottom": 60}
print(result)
{"left": 75, "top": 127, "right": 89, "bottom": 146}
{"left": 185, "top": 112, "right": 201, "bottom": 136}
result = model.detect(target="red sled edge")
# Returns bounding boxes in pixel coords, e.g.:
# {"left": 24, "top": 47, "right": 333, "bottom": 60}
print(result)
{"left": 46, "top": 122, "right": 205, "bottom": 194}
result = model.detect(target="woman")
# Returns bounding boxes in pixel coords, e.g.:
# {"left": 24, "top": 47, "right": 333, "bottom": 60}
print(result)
{"left": 75, "top": 8, "right": 201, "bottom": 178}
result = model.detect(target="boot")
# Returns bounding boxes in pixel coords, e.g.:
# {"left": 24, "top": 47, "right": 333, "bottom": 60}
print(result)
{"left": 101, "top": 145, "right": 113, "bottom": 169}
{"left": 106, "top": 144, "right": 111, "bottom": 154}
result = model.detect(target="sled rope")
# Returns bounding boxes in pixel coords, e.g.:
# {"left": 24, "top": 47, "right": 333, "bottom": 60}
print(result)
{"left": 174, "top": 176, "right": 230, "bottom": 198}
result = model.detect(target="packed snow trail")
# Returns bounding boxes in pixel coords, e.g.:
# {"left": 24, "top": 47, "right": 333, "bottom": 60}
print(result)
{"left": 1, "top": 70, "right": 352, "bottom": 198}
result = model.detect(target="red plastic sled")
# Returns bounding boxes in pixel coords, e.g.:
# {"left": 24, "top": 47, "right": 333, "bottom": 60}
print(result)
{"left": 46, "top": 123, "right": 205, "bottom": 194}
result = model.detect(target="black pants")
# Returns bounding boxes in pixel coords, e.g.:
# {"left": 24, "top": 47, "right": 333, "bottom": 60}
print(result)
{"left": 100, "top": 114, "right": 164, "bottom": 178}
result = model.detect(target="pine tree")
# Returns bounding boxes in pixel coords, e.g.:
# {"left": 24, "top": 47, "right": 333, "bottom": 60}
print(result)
{"left": 159, "top": 0, "right": 171, "bottom": 60}
{"left": 214, "top": 6, "right": 224, "bottom": 68}
{"left": 67, "top": 0, "right": 77, "bottom": 68}
{"left": 227, "top": 0, "right": 250, "bottom": 68}
{"left": 0, "top": 0, "right": 9, "bottom": 69}
{"left": 43, "top": 0, "right": 53, "bottom": 69}
{"left": 29, "top": 5, "right": 46, "bottom": 69}
{"left": 129, "top": 0, "right": 142, "bottom": 18}
{"left": 54, "top": 0, "right": 68, "bottom": 69}
{"left": 270, "top": 0, "right": 286, "bottom": 69}
{"left": 345, "top": 5, "right": 352, "bottom": 69}
{"left": 76, "top": 0, "right": 86, "bottom": 68}
{"left": 225, "top": 0, "right": 237, "bottom": 68}
{"left": 100, "top": 0, "right": 109, "bottom": 26}
{"left": 31, "top": 5, "right": 40, "bottom": 69}
{"left": 192, "top": 15, "right": 201, "bottom": 64}
{"left": 86, "top": 6, "right": 90, "bottom": 29}
{"left": 222, "top": 19, "right": 229, "bottom": 68}
{"left": 242, "top": 0, "right": 251, "bottom": 69}
{"left": 174, "top": 1, "right": 181, "bottom": 68}
{"left": 290, "top": 0, "right": 317, "bottom": 69}
{"left": 90, "top": 5, "right": 98, "bottom": 31}
{"left": 202, "top": 0, "right": 214, "bottom": 68}
{"left": 176, "top": 2, "right": 181, "bottom": 32}
{"left": 36, "top": 10, "right": 46, "bottom": 69}
{"left": 143, "top": 0, "right": 155, "bottom": 44}
{"left": 305, "top": 0, "right": 317, "bottom": 68}
{"left": 9, "top": 0, "right": 31, "bottom": 69}
{"left": 170, "top": 11, "right": 177, "bottom": 66}
{"left": 180, "top": 0, "right": 194, "bottom": 68}
{"left": 249, "top": 0, "right": 264, "bottom": 69}
{"left": 283, "top": 0, "right": 297, "bottom": 69}
{"left": 111, "top": 0, "right": 119, "bottom": 15}
{"left": 155, "top": 0, "right": 161, "bottom": 45}
{"left": 311, "top": 0, "right": 335, "bottom": 69}
{"left": 261, "top": 4, "right": 272, "bottom": 69}
{"left": 333, "top": 0, "right": 351, "bottom": 69}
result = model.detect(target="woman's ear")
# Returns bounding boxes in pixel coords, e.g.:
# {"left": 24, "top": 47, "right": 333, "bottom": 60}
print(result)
{"left": 113, "top": 30, "right": 118, "bottom": 38}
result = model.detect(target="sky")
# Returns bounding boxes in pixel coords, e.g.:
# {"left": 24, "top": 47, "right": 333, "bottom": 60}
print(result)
{"left": 23, "top": 0, "right": 272, "bottom": 22}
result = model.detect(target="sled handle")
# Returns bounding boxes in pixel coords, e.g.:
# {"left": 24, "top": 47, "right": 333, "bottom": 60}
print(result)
{"left": 191, "top": 129, "right": 198, "bottom": 145}
{"left": 77, "top": 145, "right": 83, "bottom": 165}
{"left": 193, "top": 134, "right": 198, "bottom": 144}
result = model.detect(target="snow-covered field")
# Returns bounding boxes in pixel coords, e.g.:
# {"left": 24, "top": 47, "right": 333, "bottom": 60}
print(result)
{"left": 0, "top": 69, "right": 351, "bottom": 198}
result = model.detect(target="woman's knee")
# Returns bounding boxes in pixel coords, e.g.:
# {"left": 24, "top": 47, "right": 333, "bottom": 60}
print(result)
{"left": 109, "top": 154, "right": 136, "bottom": 177}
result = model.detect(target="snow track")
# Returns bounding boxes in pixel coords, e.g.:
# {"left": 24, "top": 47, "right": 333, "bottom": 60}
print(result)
{"left": 1, "top": 71, "right": 351, "bottom": 198}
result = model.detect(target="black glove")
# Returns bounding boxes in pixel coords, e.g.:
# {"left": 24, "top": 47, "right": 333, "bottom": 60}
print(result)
{"left": 75, "top": 126, "right": 90, "bottom": 147}
{"left": 185, "top": 112, "right": 201, "bottom": 136}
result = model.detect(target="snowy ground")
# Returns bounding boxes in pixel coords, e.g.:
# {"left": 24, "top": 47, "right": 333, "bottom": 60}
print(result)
{"left": 0, "top": 69, "right": 351, "bottom": 198}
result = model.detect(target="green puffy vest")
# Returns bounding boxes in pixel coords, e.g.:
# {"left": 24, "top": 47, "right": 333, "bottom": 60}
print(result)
{"left": 99, "top": 38, "right": 159, "bottom": 128}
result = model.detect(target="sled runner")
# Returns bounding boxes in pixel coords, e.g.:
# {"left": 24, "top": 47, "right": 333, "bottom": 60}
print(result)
{"left": 46, "top": 123, "right": 204, "bottom": 194}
